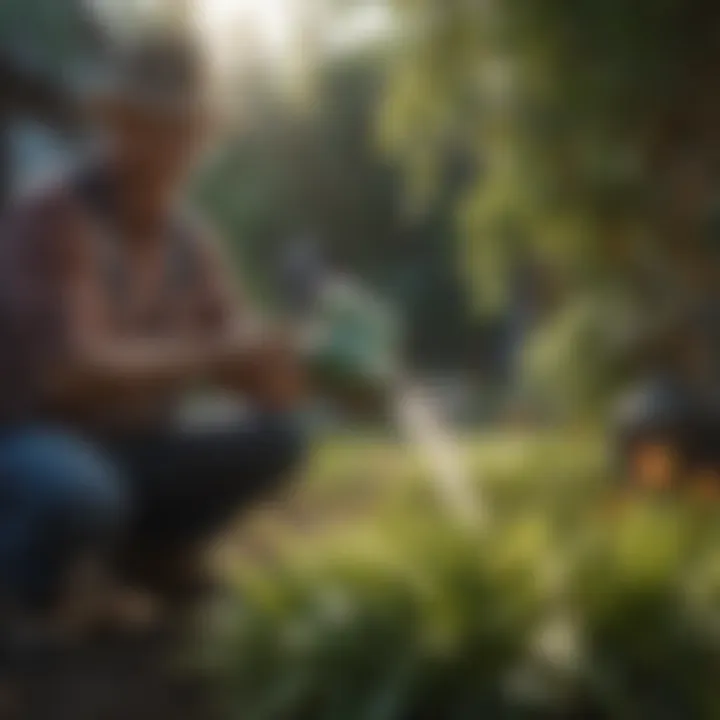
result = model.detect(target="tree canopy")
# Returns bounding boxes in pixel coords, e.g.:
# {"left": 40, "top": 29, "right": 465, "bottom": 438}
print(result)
{"left": 382, "top": 0, "right": 720, "bottom": 304}
{"left": 377, "top": 0, "right": 720, "bottom": 413}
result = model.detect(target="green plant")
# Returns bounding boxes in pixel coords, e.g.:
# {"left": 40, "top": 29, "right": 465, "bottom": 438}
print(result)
{"left": 209, "top": 437, "right": 720, "bottom": 719}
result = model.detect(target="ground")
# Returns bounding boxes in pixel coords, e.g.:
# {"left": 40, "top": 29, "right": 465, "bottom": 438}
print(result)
{"left": 7, "top": 624, "right": 220, "bottom": 720}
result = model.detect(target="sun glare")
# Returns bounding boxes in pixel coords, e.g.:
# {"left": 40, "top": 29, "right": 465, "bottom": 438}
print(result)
{"left": 199, "top": 0, "right": 296, "bottom": 64}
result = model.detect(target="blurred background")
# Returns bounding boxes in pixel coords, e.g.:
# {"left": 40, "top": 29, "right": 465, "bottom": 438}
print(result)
{"left": 3, "top": 0, "right": 720, "bottom": 718}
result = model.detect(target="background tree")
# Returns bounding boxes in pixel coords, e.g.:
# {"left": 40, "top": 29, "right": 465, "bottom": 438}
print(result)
{"left": 379, "top": 0, "right": 720, "bottom": 415}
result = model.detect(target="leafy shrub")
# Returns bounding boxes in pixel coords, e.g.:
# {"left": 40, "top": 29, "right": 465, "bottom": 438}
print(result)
{"left": 209, "top": 438, "right": 720, "bottom": 719}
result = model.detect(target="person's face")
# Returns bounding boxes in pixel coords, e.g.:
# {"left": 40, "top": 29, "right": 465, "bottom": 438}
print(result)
{"left": 105, "top": 100, "right": 209, "bottom": 202}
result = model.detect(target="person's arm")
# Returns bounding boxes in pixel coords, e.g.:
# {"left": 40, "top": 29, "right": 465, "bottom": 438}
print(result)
{"left": 38, "top": 198, "right": 215, "bottom": 407}
{"left": 192, "top": 228, "right": 306, "bottom": 410}
{"left": 49, "top": 214, "right": 304, "bottom": 412}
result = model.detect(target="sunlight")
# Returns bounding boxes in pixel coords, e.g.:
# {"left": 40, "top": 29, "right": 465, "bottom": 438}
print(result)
{"left": 199, "top": 0, "right": 296, "bottom": 63}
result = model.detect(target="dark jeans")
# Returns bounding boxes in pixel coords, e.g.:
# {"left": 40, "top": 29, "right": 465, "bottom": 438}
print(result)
{"left": 0, "top": 412, "right": 306, "bottom": 611}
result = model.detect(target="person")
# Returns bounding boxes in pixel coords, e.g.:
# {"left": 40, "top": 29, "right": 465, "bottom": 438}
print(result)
{"left": 612, "top": 302, "right": 720, "bottom": 492}
{"left": 0, "top": 32, "right": 307, "bottom": 638}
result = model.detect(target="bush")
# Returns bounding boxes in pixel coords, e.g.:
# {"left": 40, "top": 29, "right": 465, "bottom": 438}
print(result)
{"left": 208, "top": 437, "right": 720, "bottom": 719}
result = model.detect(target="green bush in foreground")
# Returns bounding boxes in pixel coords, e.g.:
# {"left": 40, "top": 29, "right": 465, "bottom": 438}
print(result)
{"left": 209, "top": 441, "right": 720, "bottom": 719}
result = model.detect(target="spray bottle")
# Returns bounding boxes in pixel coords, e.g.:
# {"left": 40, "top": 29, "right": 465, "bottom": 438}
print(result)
{"left": 280, "top": 241, "right": 480, "bottom": 526}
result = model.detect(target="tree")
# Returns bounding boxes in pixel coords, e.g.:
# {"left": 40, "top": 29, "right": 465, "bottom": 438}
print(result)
{"left": 383, "top": 0, "right": 720, "bottom": 290}
{"left": 380, "top": 0, "right": 720, "bottom": 413}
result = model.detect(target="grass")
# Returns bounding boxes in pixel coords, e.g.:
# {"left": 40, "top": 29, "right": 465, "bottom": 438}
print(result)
{"left": 208, "top": 432, "right": 720, "bottom": 720}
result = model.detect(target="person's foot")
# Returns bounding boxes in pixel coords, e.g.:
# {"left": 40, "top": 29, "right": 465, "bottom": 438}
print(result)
{"left": 121, "top": 543, "right": 220, "bottom": 605}
{"left": 53, "top": 555, "right": 162, "bottom": 641}
{"left": 90, "top": 584, "right": 163, "bottom": 641}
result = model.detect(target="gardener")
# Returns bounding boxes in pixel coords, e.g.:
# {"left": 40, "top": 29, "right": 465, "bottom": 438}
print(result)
{"left": 0, "top": 32, "right": 307, "bottom": 636}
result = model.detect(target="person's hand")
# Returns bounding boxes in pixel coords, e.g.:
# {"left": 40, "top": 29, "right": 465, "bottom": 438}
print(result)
{"left": 212, "top": 325, "right": 306, "bottom": 410}
{"left": 247, "top": 331, "right": 306, "bottom": 410}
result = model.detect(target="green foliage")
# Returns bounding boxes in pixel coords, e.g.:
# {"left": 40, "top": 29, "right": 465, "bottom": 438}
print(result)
{"left": 380, "top": 2, "right": 718, "bottom": 287}
{"left": 380, "top": 0, "right": 720, "bottom": 409}
{"left": 381, "top": 0, "right": 720, "bottom": 290}
{"left": 0, "top": 0, "right": 91, "bottom": 67}
{"left": 212, "top": 517, "right": 551, "bottom": 719}
{"left": 520, "top": 289, "right": 637, "bottom": 418}
{"left": 210, "top": 437, "right": 720, "bottom": 718}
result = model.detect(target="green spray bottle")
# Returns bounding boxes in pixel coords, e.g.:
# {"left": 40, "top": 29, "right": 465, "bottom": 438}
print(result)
{"left": 301, "top": 277, "right": 401, "bottom": 417}
{"left": 280, "top": 242, "right": 480, "bottom": 524}
{"left": 280, "top": 242, "right": 400, "bottom": 417}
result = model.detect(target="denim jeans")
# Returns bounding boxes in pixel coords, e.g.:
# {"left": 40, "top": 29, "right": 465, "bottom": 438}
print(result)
{"left": 0, "top": 412, "right": 306, "bottom": 612}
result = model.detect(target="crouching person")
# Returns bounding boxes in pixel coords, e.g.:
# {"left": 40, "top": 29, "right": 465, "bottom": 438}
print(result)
{"left": 0, "top": 32, "right": 307, "bottom": 645}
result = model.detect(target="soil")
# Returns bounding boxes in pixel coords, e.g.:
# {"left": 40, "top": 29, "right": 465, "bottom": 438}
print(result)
{"left": 3, "top": 624, "right": 222, "bottom": 720}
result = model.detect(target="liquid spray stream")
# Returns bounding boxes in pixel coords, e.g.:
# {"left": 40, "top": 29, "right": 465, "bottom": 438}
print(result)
{"left": 390, "top": 376, "right": 481, "bottom": 527}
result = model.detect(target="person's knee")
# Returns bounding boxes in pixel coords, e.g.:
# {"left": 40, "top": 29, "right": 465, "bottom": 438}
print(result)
{"left": 57, "top": 458, "right": 129, "bottom": 544}
{"left": 0, "top": 429, "right": 130, "bottom": 544}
